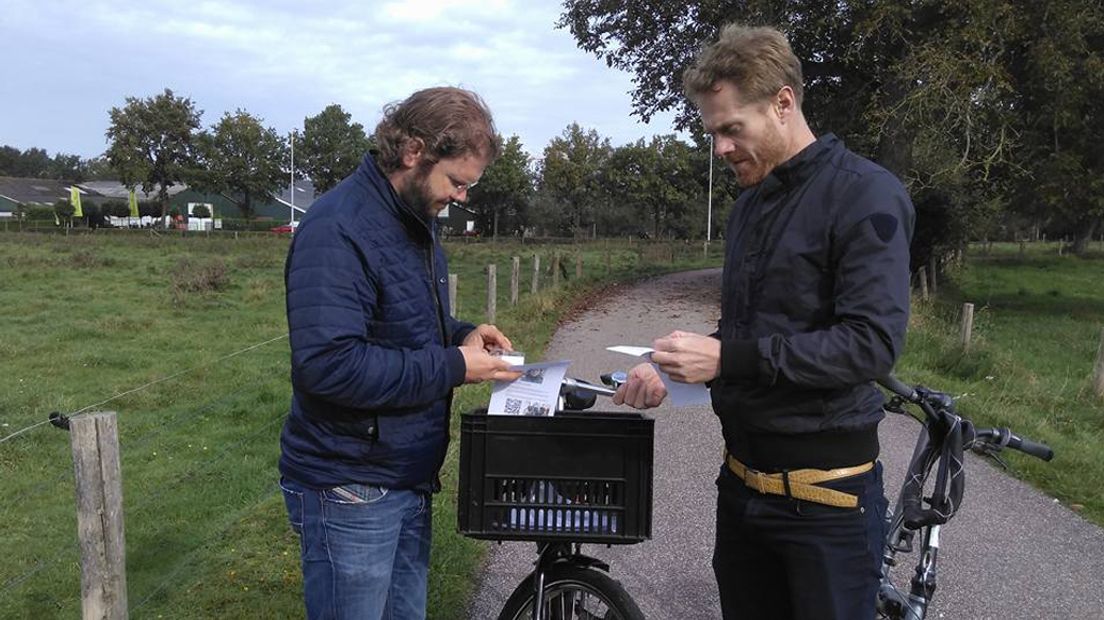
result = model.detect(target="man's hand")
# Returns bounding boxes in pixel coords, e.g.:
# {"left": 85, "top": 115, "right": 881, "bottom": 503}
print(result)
{"left": 463, "top": 323, "right": 513, "bottom": 352}
{"left": 650, "top": 330, "right": 721, "bottom": 384}
{"left": 460, "top": 346, "right": 522, "bottom": 384}
{"left": 613, "top": 362, "right": 667, "bottom": 409}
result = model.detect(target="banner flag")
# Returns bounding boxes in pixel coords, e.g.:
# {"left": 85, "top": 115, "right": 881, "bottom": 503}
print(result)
{"left": 128, "top": 189, "right": 139, "bottom": 218}
{"left": 69, "top": 187, "right": 83, "bottom": 218}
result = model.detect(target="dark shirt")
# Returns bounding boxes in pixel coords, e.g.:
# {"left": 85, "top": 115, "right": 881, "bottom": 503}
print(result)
{"left": 710, "top": 134, "right": 914, "bottom": 470}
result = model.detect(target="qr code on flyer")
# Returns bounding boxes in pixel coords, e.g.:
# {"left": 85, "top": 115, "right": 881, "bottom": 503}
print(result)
{"left": 503, "top": 398, "right": 522, "bottom": 415}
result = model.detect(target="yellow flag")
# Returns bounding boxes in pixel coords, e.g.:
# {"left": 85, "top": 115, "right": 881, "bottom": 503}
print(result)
{"left": 128, "top": 190, "right": 139, "bottom": 217}
{"left": 70, "top": 187, "right": 83, "bottom": 218}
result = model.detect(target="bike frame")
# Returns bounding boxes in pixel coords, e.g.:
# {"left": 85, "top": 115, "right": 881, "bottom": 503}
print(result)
{"left": 877, "top": 390, "right": 948, "bottom": 620}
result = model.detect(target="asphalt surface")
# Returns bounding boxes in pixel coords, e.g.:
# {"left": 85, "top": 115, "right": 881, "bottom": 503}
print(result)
{"left": 465, "top": 268, "right": 1104, "bottom": 619}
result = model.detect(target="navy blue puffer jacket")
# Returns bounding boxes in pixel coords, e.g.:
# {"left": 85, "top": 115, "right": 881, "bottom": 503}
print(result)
{"left": 279, "top": 153, "right": 474, "bottom": 492}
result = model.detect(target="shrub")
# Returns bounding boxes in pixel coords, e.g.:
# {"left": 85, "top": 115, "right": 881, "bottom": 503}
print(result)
{"left": 170, "top": 257, "right": 229, "bottom": 302}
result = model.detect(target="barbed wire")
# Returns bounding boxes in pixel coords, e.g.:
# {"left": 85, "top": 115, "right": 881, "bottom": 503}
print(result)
{"left": 130, "top": 483, "right": 282, "bottom": 613}
{"left": 6, "top": 375, "right": 280, "bottom": 508}
{"left": 0, "top": 333, "right": 288, "bottom": 446}
{"left": 125, "top": 411, "right": 286, "bottom": 519}
{"left": 0, "top": 544, "right": 75, "bottom": 598}
{"left": 1, "top": 411, "right": 285, "bottom": 601}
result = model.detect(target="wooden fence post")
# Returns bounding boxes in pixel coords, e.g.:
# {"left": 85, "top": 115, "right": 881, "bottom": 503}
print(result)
{"left": 531, "top": 255, "right": 540, "bottom": 294}
{"left": 510, "top": 256, "right": 519, "bottom": 306}
{"left": 552, "top": 253, "right": 561, "bottom": 288}
{"left": 575, "top": 254, "right": 583, "bottom": 279}
{"left": 917, "top": 266, "right": 929, "bottom": 301}
{"left": 486, "top": 264, "right": 497, "bottom": 324}
{"left": 1093, "top": 328, "right": 1104, "bottom": 399}
{"left": 928, "top": 255, "right": 938, "bottom": 296}
{"left": 70, "top": 411, "right": 128, "bottom": 620}
{"left": 960, "top": 303, "right": 975, "bottom": 351}
{"left": 448, "top": 273, "right": 458, "bottom": 317}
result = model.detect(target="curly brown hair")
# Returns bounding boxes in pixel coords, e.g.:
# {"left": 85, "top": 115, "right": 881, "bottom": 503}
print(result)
{"left": 682, "top": 24, "right": 804, "bottom": 108}
{"left": 374, "top": 87, "right": 500, "bottom": 173}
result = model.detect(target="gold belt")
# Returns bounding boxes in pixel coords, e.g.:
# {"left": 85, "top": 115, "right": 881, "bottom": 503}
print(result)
{"left": 724, "top": 453, "right": 873, "bottom": 509}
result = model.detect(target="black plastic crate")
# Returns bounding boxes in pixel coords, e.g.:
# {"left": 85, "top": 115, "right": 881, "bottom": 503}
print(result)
{"left": 458, "top": 410, "right": 654, "bottom": 544}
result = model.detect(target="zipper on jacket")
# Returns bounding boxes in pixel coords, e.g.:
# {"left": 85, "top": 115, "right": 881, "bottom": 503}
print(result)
{"left": 424, "top": 226, "right": 452, "bottom": 494}
{"left": 424, "top": 228, "right": 449, "bottom": 345}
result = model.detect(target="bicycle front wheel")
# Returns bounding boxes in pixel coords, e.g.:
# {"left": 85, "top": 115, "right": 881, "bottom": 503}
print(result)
{"left": 497, "top": 564, "right": 644, "bottom": 620}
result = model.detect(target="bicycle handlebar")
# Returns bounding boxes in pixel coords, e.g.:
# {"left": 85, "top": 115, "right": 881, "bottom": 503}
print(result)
{"left": 877, "top": 374, "right": 918, "bottom": 402}
{"left": 975, "top": 427, "right": 1055, "bottom": 462}
{"left": 880, "top": 373, "right": 1054, "bottom": 462}
{"left": 562, "top": 377, "right": 618, "bottom": 398}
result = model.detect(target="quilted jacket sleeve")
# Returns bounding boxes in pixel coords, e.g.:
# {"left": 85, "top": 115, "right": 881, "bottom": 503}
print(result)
{"left": 285, "top": 217, "right": 467, "bottom": 411}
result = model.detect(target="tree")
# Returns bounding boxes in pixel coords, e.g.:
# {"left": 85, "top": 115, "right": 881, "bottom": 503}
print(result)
{"left": 81, "top": 156, "right": 116, "bottom": 181}
{"left": 297, "top": 104, "right": 373, "bottom": 193}
{"left": 467, "top": 135, "right": 534, "bottom": 237}
{"left": 602, "top": 135, "right": 707, "bottom": 239}
{"left": 1008, "top": 0, "right": 1104, "bottom": 253}
{"left": 105, "top": 88, "right": 203, "bottom": 226}
{"left": 0, "top": 146, "right": 100, "bottom": 180}
{"left": 49, "top": 153, "right": 85, "bottom": 181}
{"left": 537, "top": 123, "right": 612, "bottom": 236}
{"left": 0, "top": 145, "right": 19, "bottom": 175}
{"left": 557, "top": 1, "right": 1035, "bottom": 262}
{"left": 193, "top": 110, "right": 288, "bottom": 221}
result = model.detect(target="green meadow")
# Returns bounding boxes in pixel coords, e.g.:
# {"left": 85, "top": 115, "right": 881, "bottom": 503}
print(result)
{"left": 0, "top": 231, "right": 718, "bottom": 619}
{"left": 2, "top": 234, "right": 1101, "bottom": 618}
{"left": 895, "top": 242, "right": 1104, "bottom": 524}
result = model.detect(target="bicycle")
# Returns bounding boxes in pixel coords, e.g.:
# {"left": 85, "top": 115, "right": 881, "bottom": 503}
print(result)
{"left": 875, "top": 375, "right": 1055, "bottom": 620}
{"left": 458, "top": 372, "right": 649, "bottom": 620}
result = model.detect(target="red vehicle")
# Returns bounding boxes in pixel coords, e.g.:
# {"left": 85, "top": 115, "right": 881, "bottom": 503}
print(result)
{"left": 271, "top": 221, "right": 299, "bottom": 235}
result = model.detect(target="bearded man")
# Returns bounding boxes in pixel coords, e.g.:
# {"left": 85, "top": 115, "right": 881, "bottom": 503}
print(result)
{"left": 279, "top": 87, "right": 520, "bottom": 620}
{"left": 614, "top": 25, "right": 915, "bottom": 620}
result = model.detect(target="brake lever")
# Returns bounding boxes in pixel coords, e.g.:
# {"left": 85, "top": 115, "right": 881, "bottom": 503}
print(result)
{"left": 970, "top": 441, "right": 1009, "bottom": 470}
{"left": 884, "top": 396, "right": 907, "bottom": 414}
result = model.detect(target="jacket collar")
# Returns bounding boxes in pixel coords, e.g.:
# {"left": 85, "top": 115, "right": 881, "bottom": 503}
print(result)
{"left": 354, "top": 151, "right": 435, "bottom": 238}
{"left": 758, "top": 133, "right": 838, "bottom": 198}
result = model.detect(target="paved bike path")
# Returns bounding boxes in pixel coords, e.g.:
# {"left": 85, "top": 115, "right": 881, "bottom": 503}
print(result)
{"left": 465, "top": 269, "right": 1104, "bottom": 619}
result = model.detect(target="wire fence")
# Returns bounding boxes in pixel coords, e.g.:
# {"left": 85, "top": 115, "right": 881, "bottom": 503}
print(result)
{"left": 0, "top": 233, "right": 726, "bottom": 618}
{"left": 0, "top": 332, "right": 292, "bottom": 618}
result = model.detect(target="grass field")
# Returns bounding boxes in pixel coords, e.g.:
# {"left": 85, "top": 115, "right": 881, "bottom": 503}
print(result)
{"left": 896, "top": 242, "right": 1104, "bottom": 524}
{"left": 0, "top": 231, "right": 720, "bottom": 619}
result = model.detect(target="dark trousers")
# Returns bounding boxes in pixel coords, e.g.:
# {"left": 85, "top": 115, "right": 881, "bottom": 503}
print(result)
{"left": 712, "top": 462, "right": 886, "bottom": 620}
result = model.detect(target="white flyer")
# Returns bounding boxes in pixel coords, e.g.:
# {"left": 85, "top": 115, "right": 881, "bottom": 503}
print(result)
{"left": 488, "top": 360, "right": 571, "bottom": 416}
{"left": 606, "top": 345, "right": 712, "bottom": 407}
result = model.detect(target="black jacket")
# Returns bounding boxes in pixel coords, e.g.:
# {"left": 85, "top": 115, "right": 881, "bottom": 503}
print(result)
{"left": 711, "top": 134, "right": 914, "bottom": 471}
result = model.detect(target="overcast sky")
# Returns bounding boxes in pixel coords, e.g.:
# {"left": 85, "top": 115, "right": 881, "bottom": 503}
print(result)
{"left": 0, "top": 0, "right": 685, "bottom": 162}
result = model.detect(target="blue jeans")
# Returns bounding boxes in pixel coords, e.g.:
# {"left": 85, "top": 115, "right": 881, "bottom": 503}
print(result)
{"left": 280, "top": 477, "right": 432, "bottom": 620}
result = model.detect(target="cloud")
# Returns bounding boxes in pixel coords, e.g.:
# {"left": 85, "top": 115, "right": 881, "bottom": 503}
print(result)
{"left": 0, "top": 0, "right": 681, "bottom": 159}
